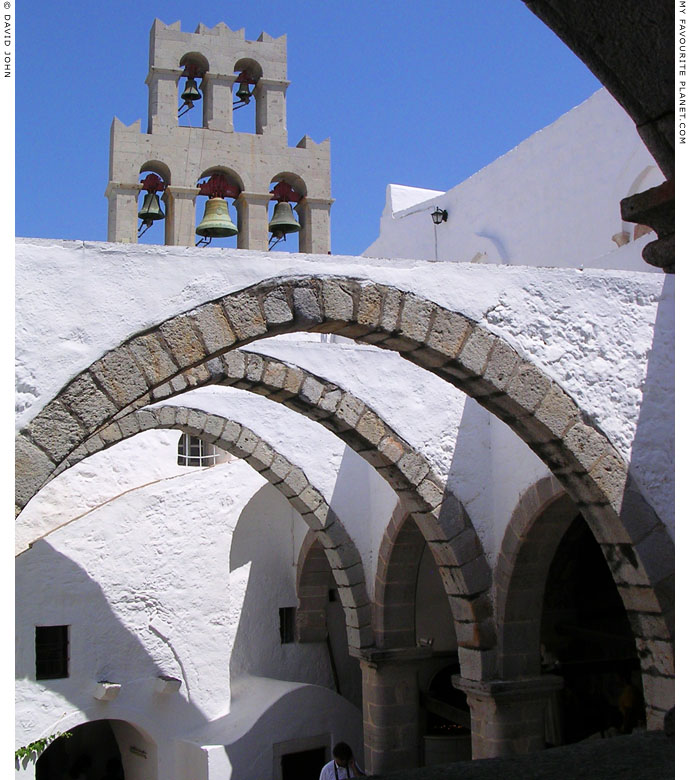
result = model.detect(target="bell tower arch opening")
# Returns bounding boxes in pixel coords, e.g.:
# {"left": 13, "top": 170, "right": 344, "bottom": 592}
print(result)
{"left": 194, "top": 168, "right": 244, "bottom": 248}
{"left": 232, "top": 57, "right": 263, "bottom": 134}
{"left": 177, "top": 52, "right": 209, "bottom": 128}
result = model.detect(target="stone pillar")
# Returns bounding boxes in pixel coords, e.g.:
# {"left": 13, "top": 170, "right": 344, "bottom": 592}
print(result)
{"left": 357, "top": 647, "right": 431, "bottom": 775}
{"left": 236, "top": 192, "right": 270, "bottom": 251}
{"left": 105, "top": 183, "right": 139, "bottom": 244}
{"left": 164, "top": 187, "right": 198, "bottom": 247}
{"left": 254, "top": 79, "right": 288, "bottom": 139}
{"left": 202, "top": 73, "right": 235, "bottom": 132}
{"left": 296, "top": 198, "right": 333, "bottom": 254}
{"left": 453, "top": 675, "right": 563, "bottom": 758}
{"left": 146, "top": 68, "right": 179, "bottom": 134}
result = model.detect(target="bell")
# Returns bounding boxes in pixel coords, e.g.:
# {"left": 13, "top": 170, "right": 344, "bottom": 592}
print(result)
{"left": 268, "top": 202, "right": 301, "bottom": 239}
{"left": 181, "top": 77, "right": 201, "bottom": 103}
{"left": 196, "top": 197, "right": 238, "bottom": 238}
{"left": 236, "top": 81, "right": 252, "bottom": 102}
{"left": 137, "top": 192, "right": 165, "bottom": 223}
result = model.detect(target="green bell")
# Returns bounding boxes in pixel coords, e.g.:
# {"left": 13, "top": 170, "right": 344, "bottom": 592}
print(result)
{"left": 196, "top": 198, "right": 238, "bottom": 238}
{"left": 137, "top": 192, "right": 165, "bottom": 223}
{"left": 181, "top": 77, "right": 201, "bottom": 102}
{"left": 236, "top": 80, "right": 252, "bottom": 102}
{"left": 268, "top": 202, "right": 300, "bottom": 239}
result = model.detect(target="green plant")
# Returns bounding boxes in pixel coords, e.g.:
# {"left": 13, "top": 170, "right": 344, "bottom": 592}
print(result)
{"left": 15, "top": 731, "right": 72, "bottom": 763}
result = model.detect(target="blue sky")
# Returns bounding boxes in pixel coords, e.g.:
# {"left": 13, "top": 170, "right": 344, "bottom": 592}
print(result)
{"left": 15, "top": 0, "right": 602, "bottom": 256}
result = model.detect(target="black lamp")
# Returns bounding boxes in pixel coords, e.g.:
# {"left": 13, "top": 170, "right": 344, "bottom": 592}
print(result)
{"left": 431, "top": 207, "right": 448, "bottom": 225}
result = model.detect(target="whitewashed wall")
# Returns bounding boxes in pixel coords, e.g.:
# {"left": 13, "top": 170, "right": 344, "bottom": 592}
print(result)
{"left": 363, "top": 89, "right": 664, "bottom": 272}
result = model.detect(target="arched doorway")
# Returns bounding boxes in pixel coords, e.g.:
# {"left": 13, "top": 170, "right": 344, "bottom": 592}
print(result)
{"left": 37, "top": 720, "right": 123, "bottom": 779}
{"left": 541, "top": 514, "right": 645, "bottom": 744}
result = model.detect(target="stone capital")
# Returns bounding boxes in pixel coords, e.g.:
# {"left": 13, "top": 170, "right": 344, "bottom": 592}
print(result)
{"left": 354, "top": 645, "right": 433, "bottom": 668}
{"left": 453, "top": 674, "right": 563, "bottom": 703}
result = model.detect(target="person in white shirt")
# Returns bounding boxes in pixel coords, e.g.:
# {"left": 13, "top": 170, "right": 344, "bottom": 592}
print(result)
{"left": 319, "top": 742, "right": 365, "bottom": 779}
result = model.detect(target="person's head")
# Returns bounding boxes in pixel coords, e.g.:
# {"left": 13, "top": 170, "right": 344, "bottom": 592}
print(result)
{"left": 333, "top": 742, "right": 353, "bottom": 766}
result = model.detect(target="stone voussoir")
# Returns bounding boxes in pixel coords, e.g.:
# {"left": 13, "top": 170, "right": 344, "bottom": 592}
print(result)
{"left": 159, "top": 315, "right": 208, "bottom": 368}
{"left": 191, "top": 301, "right": 236, "bottom": 354}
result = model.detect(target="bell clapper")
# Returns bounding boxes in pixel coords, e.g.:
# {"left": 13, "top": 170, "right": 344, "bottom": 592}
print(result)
{"left": 195, "top": 235, "right": 212, "bottom": 247}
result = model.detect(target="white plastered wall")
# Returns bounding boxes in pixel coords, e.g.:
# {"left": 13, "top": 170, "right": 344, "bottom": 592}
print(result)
{"left": 363, "top": 89, "right": 664, "bottom": 272}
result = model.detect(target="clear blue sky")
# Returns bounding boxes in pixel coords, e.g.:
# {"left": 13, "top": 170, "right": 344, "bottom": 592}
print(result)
{"left": 16, "top": 0, "right": 602, "bottom": 256}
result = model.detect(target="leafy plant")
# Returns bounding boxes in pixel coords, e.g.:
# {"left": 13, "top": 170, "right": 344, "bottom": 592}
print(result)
{"left": 15, "top": 731, "right": 72, "bottom": 763}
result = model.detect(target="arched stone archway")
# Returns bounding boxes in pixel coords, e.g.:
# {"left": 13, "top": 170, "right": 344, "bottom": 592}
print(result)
{"left": 16, "top": 276, "right": 672, "bottom": 691}
{"left": 30, "top": 350, "right": 494, "bottom": 659}
{"left": 23, "top": 404, "right": 373, "bottom": 651}
{"left": 373, "top": 503, "right": 427, "bottom": 650}
{"left": 493, "top": 475, "right": 673, "bottom": 732}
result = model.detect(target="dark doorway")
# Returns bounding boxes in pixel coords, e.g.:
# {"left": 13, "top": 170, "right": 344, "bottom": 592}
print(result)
{"left": 541, "top": 515, "right": 645, "bottom": 744}
{"left": 37, "top": 720, "right": 124, "bottom": 780}
{"left": 281, "top": 746, "right": 326, "bottom": 780}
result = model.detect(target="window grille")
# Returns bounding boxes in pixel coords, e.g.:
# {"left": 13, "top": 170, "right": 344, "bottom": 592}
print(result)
{"left": 35, "top": 625, "right": 69, "bottom": 679}
{"left": 177, "top": 434, "right": 219, "bottom": 467}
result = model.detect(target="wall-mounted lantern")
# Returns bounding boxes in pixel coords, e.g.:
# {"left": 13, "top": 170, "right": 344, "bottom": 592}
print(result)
{"left": 431, "top": 207, "right": 448, "bottom": 225}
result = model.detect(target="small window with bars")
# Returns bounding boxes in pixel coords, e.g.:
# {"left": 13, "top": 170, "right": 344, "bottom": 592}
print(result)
{"left": 279, "top": 607, "right": 295, "bottom": 644}
{"left": 35, "top": 625, "right": 69, "bottom": 679}
{"left": 177, "top": 434, "right": 219, "bottom": 467}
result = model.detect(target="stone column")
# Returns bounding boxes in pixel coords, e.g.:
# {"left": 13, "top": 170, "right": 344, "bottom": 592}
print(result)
{"left": 202, "top": 73, "right": 235, "bottom": 132}
{"left": 357, "top": 647, "right": 431, "bottom": 775}
{"left": 254, "top": 79, "right": 289, "bottom": 139}
{"left": 453, "top": 675, "right": 563, "bottom": 758}
{"left": 146, "top": 68, "right": 179, "bottom": 134}
{"left": 296, "top": 198, "right": 333, "bottom": 254}
{"left": 236, "top": 192, "right": 270, "bottom": 251}
{"left": 105, "top": 183, "right": 139, "bottom": 244}
{"left": 164, "top": 187, "right": 198, "bottom": 247}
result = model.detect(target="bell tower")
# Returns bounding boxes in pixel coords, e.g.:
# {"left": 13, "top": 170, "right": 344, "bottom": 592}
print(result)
{"left": 105, "top": 19, "right": 333, "bottom": 252}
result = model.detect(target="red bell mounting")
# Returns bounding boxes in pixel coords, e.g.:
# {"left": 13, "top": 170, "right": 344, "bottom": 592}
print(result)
{"left": 137, "top": 173, "right": 167, "bottom": 237}
{"left": 195, "top": 174, "right": 241, "bottom": 245}
{"left": 268, "top": 181, "right": 302, "bottom": 249}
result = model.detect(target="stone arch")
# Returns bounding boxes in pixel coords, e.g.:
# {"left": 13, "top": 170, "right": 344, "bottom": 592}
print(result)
{"left": 269, "top": 171, "right": 307, "bottom": 198}
{"left": 44, "top": 350, "right": 494, "bottom": 653}
{"left": 198, "top": 166, "right": 245, "bottom": 193}
{"left": 295, "top": 531, "right": 331, "bottom": 643}
{"left": 234, "top": 57, "right": 262, "bottom": 82}
{"left": 16, "top": 276, "right": 673, "bottom": 665}
{"left": 495, "top": 475, "right": 672, "bottom": 728}
{"left": 31, "top": 404, "right": 372, "bottom": 650}
{"left": 373, "top": 503, "right": 427, "bottom": 649}
{"left": 494, "top": 475, "right": 573, "bottom": 679}
{"left": 179, "top": 51, "right": 210, "bottom": 74}
{"left": 139, "top": 160, "right": 171, "bottom": 185}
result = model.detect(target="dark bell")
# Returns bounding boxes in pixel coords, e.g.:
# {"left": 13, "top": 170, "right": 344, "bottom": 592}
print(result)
{"left": 268, "top": 202, "right": 301, "bottom": 239}
{"left": 137, "top": 192, "right": 165, "bottom": 223}
{"left": 236, "top": 81, "right": 252, "bottom": 102}
{"left": 181, "top": 77, "right": 201, "bottom": 102}
{"left": 196, "top": 197, "right": 238, "bottom": 238}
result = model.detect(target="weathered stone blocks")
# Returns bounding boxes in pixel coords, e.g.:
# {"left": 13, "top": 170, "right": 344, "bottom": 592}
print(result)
{"left": 61, "top": 373, "right": 118, "bottom": 432}
{"left": 15, "top": 435, "right": 56, "bottom": 507}
{"left": 221, "top": 292, "right": 267, "bottom": 341}
{"left": 91, "top": 348, "right": 149, "bottom": 408}
{"left": 160, "top": 315, "right": 207, "bottom": 367}
{"left": 191, "top": 302, "right": 236, "bottom": 354}
{"left": 28, "top": 401, "right": 85, "bottom": 464}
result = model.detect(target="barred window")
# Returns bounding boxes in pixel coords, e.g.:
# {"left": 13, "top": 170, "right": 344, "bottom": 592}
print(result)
{"left": 177, "top": 434, "right": 219, "bottom": 467}
{"left": 35, "top": 625, "right": 69, "bottom": 680}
